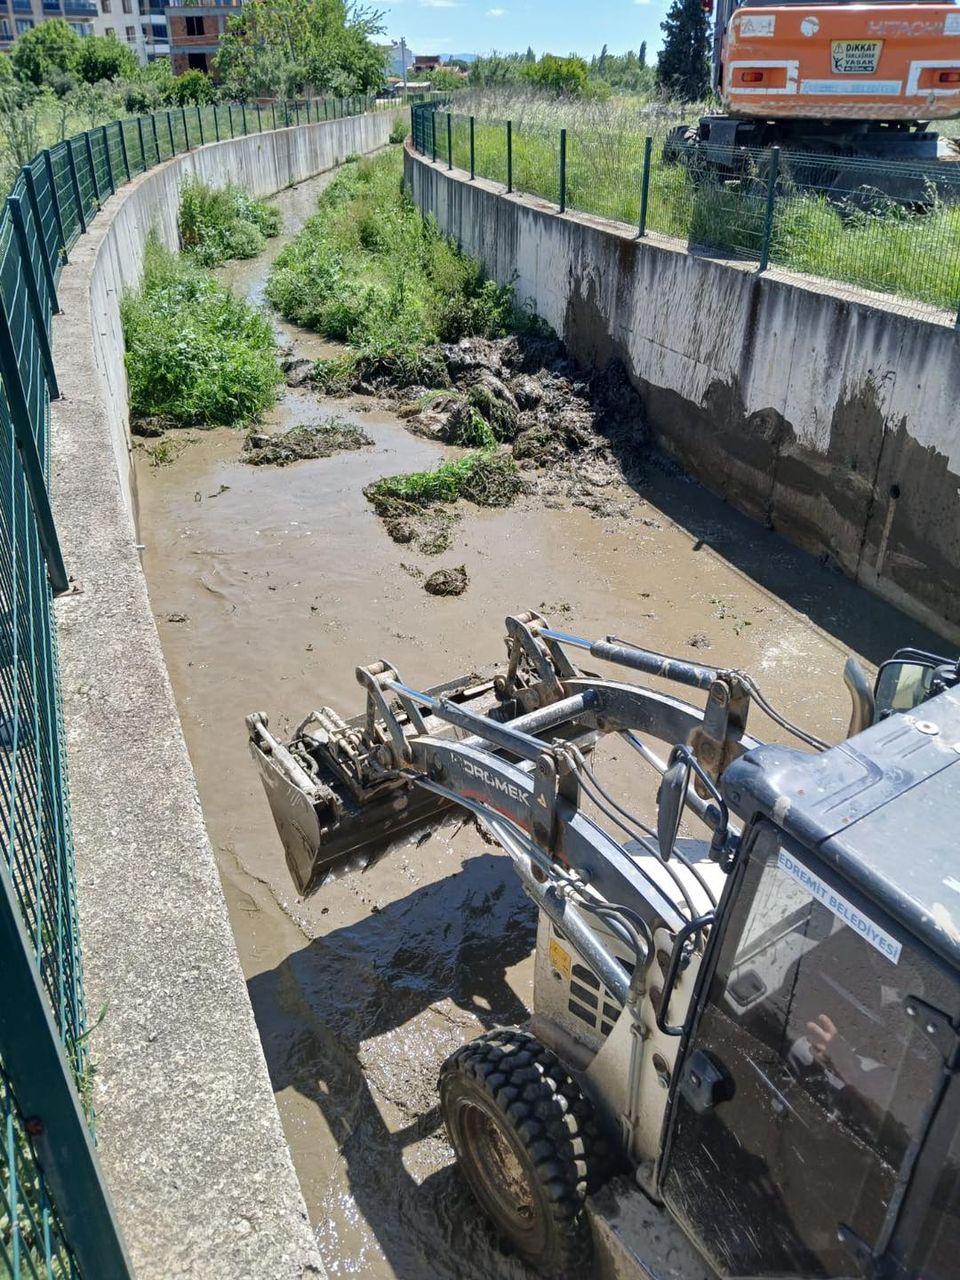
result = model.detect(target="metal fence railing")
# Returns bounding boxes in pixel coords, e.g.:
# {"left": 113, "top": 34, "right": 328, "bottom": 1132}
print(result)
{"left": 0, "top": 92, "right": 382, "bottom": 1280}
{"left": 412, "top": 103, "right": 960, "bottom": 319}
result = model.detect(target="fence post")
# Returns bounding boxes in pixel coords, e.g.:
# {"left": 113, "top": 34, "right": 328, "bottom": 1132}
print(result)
{"left": 228, "top": 103, "right": 235, "bottom": 137}
{"left": 431, "top": 110, "right": 437, "bottom": 163}
{"left": 118, "top": 120, "right": 131, "bottom": 182}
{"left": 758, "top": 145, "right": 780, "bottom": 273}
{"left": 507, "top": 119, "right": 512, "bottom": 193}
{"left": 42, "top": 149, "right": 68, "bottom": 264}
{"left": 23, "top": 167, "right": 60, "bottom": 308}
{"left": 271, "top": 100, "right": 277, "bottom": 130}
{"left": 324, "top": 98, "right": 329, "bottom": 121}
{"left": 7, "top": 196, "right": 59, "bottom": 398}
{"left": 637, "top": 135, "right": 652, "bottom": 237}
{"left": 150, "top": 112, "right": 160, "bottom": 162}
{"left": 284, "top": 100, "right": 289, "bottom": 127}
{"left": 257, "top": 102, "right": 263, "bottom": 132}
{"left": 447, "top": 112, "right": 452, "bottom": 171}
{"left": 559, "top": 127, "right": 567, "bottom": 213}
{"left": 242, "top": 102, "right": 248, "bottom": 134}
{"left": 99, "top": 124, "right": 115, "bottom": 194}
{"left": 66, "top": 139, "right": 86, "bottom": 234}
{"left": 166, "top": 110, "right": 175, "bottom": 155}
{"left": 135, "top": 116, "right": 145, "bottom": 171}
{"left": 83, "top": 132, "right": 100, "bottom": 205}
{"left": 181, "top": 105, "right": 189, "bottom": 148}
{"left": 469, "top": 115, "right": 475, "bottom": 179}
{"left": 294, "top": 100, "right": 300, "bottom": 126}
{"left": 0, "top": 298, "right": 68, "bottom": 592}
{"left": 0, "top": 861, "right": 133, "bottom": 1276}
{"left": 197, "top": 104, "right": 204, "bottom": 145}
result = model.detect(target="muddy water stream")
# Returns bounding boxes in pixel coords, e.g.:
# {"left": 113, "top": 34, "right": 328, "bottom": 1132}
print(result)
{"left": 134, "top": 167, "right": 945, "bottom": 1279}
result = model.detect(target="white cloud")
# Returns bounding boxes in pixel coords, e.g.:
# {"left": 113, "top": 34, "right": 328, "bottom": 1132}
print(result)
{"left": 633, "top": 0, "right": 652, "bottom": 5}
{"left": 487, "top": 5, "right": 506, "bottom": 13}
{"left": 418, "top": 0, "right": 457, "bottom": 7}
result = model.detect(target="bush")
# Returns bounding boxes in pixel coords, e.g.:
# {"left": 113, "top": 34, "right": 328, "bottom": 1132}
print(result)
{"left": 179, "top": 179, "right": 282, "bottom": 266}
{"left": 365, "top": 450, "right": 523, "bottom": 513}
{"left": 266, "top": 149, "right": 540, "bottom": 375}
{"left": 389, "top": 117, "right": 407, "bottom": 144}
{"left": 121, "top": 237, "right": 282, "bottom": 427}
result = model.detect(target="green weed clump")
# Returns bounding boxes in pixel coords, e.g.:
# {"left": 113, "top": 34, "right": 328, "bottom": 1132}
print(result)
{"left": 365, "top": 450, "right": 523, "bottom": 514}
{"left": 121, "top": 237, "right": 282, "bottom": 427}
{"left": 179, "top": 179, "right": 282, "bottom": 267}
{"left": 266, "top": 150, "right": 539, "bottom": 384}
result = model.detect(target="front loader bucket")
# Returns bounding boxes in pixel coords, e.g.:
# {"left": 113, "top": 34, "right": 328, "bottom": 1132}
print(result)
{"left": 247, "top": 672, "right": 504, "bottom": 896}
{"left": 249, "top": 729, "right": 457, "bottom": 896}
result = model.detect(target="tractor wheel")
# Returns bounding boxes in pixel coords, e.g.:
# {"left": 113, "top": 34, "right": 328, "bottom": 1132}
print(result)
{"left": 439, "top": 1027, "right": 611, "bottom": 1279}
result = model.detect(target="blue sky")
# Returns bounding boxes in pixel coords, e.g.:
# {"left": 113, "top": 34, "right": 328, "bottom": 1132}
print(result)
{"left": 384, "top": 0, "right": 668, "bottom": 62}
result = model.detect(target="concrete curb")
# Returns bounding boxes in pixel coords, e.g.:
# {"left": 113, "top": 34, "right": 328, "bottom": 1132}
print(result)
{"left": 50, "top": 113, "right": 397, "bottom": 1279}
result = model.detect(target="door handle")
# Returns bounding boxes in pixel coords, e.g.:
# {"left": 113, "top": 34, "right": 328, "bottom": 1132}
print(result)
{"left": 679, "top": 1048, "right": 734, "bottom": 1114}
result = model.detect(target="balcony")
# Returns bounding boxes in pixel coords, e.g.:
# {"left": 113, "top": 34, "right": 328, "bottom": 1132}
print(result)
{"left": 64, "top": 0, "right": 98, "bottom": 12}
{"left": 11, "top": 0, "right": 32, "bottom": 11}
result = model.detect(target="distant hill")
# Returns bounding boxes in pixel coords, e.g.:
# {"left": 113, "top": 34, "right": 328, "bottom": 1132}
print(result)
{"left": 444, "top": 53, "right": 478, "bottom": 63}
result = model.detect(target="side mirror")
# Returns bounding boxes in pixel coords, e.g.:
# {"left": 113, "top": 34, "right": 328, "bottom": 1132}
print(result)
{"left": 657, "top": 749, "right": 692, "bottom": 862}
{"left": 843, "top": 657, "right": 875, "bottom": 738}
{"left": 874, "top": 660, "right": 935, "bottom": 720}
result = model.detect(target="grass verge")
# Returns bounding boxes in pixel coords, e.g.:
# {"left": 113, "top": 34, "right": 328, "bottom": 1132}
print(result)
{"left": 121, "top": 236, "right": 282, "bottom": 428}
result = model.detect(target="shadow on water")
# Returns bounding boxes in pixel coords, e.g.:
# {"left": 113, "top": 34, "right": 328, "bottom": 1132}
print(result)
{"left": 248, "top": 853, "right": 538, "bottom": 1280}
{"left": 616, "top": 450, "right": 949, "bottom": 665}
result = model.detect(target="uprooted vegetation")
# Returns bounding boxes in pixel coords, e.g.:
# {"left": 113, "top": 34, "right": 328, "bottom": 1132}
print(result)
{"left": 266, "top": 148, "right": 544, "bottom": 390}
{"left": 121, "top": 237, "right": 282, "bottom": 429}
{"left": 244, "top": 418, "right": 372, "bottom": 466}
{"left": 179, "top": 179, "right": 283, "bottom": 267}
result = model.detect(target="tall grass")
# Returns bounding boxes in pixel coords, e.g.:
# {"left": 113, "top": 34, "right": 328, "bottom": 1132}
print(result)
{"left": 121, "top": 236, "right": 282, "bottom": 427}
{"left": 435, "top": 90, "right": 960, "bottom": 310}
{"left": 179, "top": 179, "right": 282, "bottom": 267}
{"left": 266, "top": 148, "right": 541, "bottom": 384}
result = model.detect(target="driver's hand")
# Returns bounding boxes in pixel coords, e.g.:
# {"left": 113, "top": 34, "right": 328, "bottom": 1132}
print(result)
{"left": 807, "top": 1013, "right": 837, "bottom": 1062}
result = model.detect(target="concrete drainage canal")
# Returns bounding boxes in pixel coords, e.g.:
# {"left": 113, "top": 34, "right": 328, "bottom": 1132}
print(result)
{"left": 133, "top": 163, "right": 946, "bottom": 1279}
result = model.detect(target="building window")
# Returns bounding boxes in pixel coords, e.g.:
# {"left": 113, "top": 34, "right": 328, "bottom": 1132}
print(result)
{"left": 105, "top": 23, "right": 114, "bottom": 33}
{"left": 187, "top": 51, "right": 207, "bottom": 71}
{"left": 121, "top": 0, "right": 131, "bottom": 12}
{"left": 125, "top": 23, "right": 135, "bottom": 38}
{"left": 15, "top": 17, "right": 33, "bottom": 31}
{"left": 150, "top": 19, "right": 165, "bottom": 37}
{"left": 69, "top": 21, "right": 92, "bottom": 34}
{"left": 0, "top": 18, "right": 10, "bottom": 36}
{"left": 101, "top": 0, "right": 111, "bottom": 10}
{"left": 185, "top": 15, "right": 204, "bottom": 35}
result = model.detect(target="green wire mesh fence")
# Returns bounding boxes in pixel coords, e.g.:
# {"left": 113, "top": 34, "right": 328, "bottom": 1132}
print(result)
{"left": 0, "top": 92, "right": 383, "bottom": 1280}
{"left": 413, "top": 104, "right": 960, "bottom": 317}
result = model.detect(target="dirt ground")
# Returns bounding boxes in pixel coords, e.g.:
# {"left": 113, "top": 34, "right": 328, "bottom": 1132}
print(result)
{"left": 132, "top": 167, "right": 946, "bottom": 1280}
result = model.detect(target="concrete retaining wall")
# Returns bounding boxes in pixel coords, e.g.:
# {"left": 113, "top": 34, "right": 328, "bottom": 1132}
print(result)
{"left": 405, "top": 142, "right": 960, "bottom": 642}
{"left": 50, "top": 112, "right": 397, "bottom": 1280}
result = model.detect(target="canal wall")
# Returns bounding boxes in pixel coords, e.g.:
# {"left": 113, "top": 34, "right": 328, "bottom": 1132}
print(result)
{"left": 404, "top": 141, "right": 960, "bottom": 643}
{"left": 49, "top": 111, "right": 398, "bottom": 1279}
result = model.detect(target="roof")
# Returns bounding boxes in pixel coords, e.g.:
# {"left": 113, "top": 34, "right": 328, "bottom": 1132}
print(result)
{"left": 722, "top": 687, "right": 960, "bottom": 972}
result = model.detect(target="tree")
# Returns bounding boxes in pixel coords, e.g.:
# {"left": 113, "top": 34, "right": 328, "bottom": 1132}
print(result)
{"left": 76, "top": 34, "right": 138, "bottom": 85}
{"left": 657, "top": 0, "right": 710, "bottom": 100}
{"left": 638, "top": 40, "right": 647, "bottom": 69}
{"left": 215, "top": 0, "right": 386, "bottom": 100}
{"left": 597, "top": 43, "right": 608, "bottom": 75}
{"left": 11, "top": 19, "right": 80, "bottom": 87}
{"left": 524, "top": 45, "right": 535, "bottom": 63}
{"left": 521, "top": 53, "right": 588, "bottom": 96}
{"left": 171, "top": 68, "right": 217, "bottom": 104}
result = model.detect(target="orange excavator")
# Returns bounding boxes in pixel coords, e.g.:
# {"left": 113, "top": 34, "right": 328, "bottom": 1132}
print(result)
{"left": 689, "top": 0, "right": 960, "bottom": 160}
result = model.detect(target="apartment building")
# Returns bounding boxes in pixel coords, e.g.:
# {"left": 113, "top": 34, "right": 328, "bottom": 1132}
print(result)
{"left": 166, "top": 0, "right": 238, "bottom": 75}
{"left": 0, "top": 0, "right": 112, "bottom": 54}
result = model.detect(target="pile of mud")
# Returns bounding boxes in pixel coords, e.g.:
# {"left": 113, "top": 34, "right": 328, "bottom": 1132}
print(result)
{"left": 243, "top": 418, "right": 372, "bottom": 466}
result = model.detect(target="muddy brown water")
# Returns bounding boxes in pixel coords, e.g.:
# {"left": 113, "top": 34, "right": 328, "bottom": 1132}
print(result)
{"left": 133, "top": 167, "right": 947, "bottom": 1279}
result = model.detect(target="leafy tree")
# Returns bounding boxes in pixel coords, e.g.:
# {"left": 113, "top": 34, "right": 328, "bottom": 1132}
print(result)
{"left": 76, "top": 34, "right": 138, "bottom": 85}
{"left": 521, "top": 53, "right": 588, "bottom": 96}
{"left": 11, "top": 19, "right": 80, "bottom": 87}
{"left": 215, "top": 0, "right": 386, "bottom": 100}
{"left": 468, "top": 52, "right": 525, "bottom": 85}
{"left": 638, "top": 40, "right": 647, "bottom": 69}
{"left": 524, "top": 46, "right": 535, "bottom": 63}
{"left": 171, "top": 69, "right": 217, "bottom": 104}
{"left": 597, "top": 43, "right": 608, "bottom": 75}
{"left": 657, "top": 0, "right": 710, "bottom": 100}
{"left": 425, "top": 67, "right": 463, "bottom": 92}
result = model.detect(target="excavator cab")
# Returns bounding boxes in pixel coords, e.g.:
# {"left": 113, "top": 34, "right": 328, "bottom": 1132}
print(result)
{"left": 248, "top": 613, "right": 960, "bottom": 1280}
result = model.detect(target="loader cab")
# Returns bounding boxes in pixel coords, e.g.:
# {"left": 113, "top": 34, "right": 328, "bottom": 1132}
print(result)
{"left": 658, "top": 687, "right": 960, "bottom": 1279}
